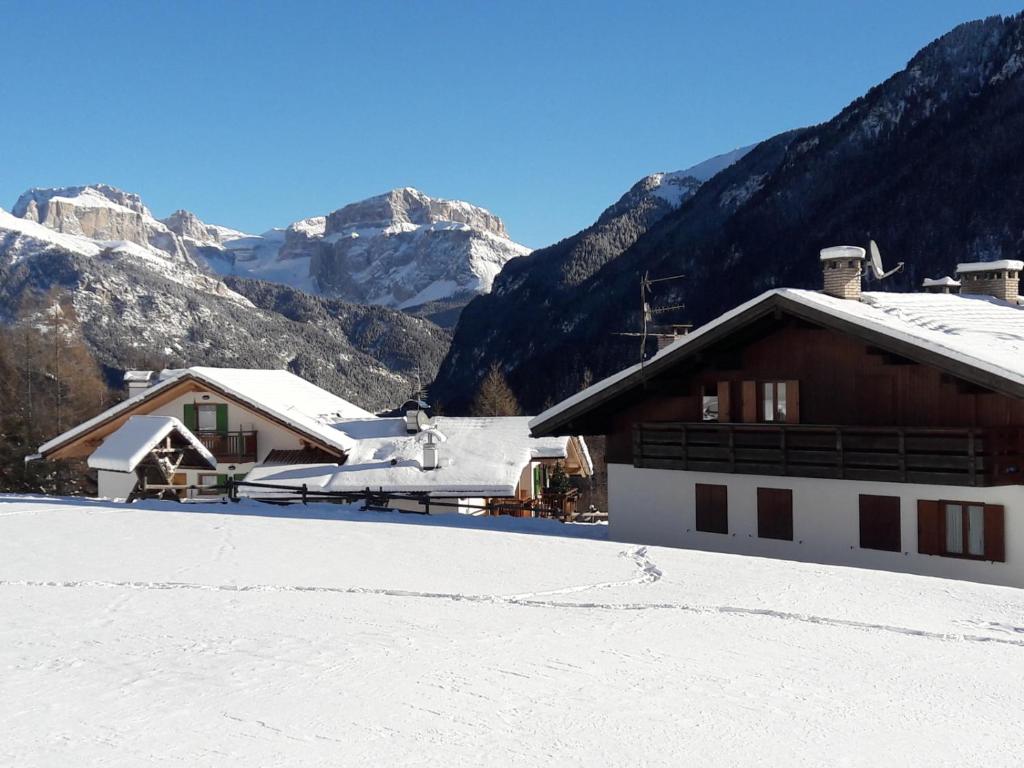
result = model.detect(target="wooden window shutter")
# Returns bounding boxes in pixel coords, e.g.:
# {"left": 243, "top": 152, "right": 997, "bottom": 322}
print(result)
{"left": 695, "top": 484, "right": 728, "bottom": 534}
{"left": 215, "top": 404, "right": 229, "bottom": 433}
{"left": 183, "top": 403, "right": 197, "bottom": 431}
{"left": 717, "top": 381, "right": 731, "bottom": 422}
{"left": 983, "top": 504, "right": 1005, "bottom": 562}
{"left": 757, "top": 487, "right": 793, "bottom": 540}
{"left": 917, "top": 500, "right": 942, "bottom": 555}
{"left": 741, "top": 381, "right": 757, "bottom": 423}
{"left": 785, "top": 380, "right": 800, "bottom": 424}
{"left": 216, "top": 474, "right": 228, "bottom": 488}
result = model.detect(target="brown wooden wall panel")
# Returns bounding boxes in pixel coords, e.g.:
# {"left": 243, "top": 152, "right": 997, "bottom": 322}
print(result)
{"left": 689, "top": 321, "right": 1023, "bottom": 429}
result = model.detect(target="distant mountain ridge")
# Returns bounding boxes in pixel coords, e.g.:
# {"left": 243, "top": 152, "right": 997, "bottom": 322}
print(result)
{"left": 0, "top": 186, "right": 451, "bottom": 411}
{"left": 434, "top": 12, "right": 1024, "bottom": 413}
{"left": 184, "top": 186, "right": 530, "bottom": 324}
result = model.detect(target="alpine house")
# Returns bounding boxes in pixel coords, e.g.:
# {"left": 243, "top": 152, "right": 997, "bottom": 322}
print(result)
{"left": 530, "top": 248, "right": 1024, "bottom": 588}
{"left": 36, "top": 367, "right": 591, "bottom": 514}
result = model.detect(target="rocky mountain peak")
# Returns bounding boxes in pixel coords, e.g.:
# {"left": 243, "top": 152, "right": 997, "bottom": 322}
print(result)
{"left": 325, "top": 187, "right": 509, "bottom": 238}
{"left": 14, "top": 184, "right": 152, "bottom": 221}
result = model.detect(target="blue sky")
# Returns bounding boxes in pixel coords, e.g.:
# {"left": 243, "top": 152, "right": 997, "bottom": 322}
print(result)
{"left": 1, "top": 1, "right": 1020, "bottom": 248}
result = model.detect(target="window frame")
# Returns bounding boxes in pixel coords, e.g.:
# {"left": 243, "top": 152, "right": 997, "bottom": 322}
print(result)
{"left": 196, "top": 403, "right": 219, "bottom": 432}
{"left": 938, "top": 499, "right": 988, "bottom": 561}
{"left": 196, "top": 473, "right": 220, "bottom": 495}
{"left": 759, "top": 380, "right": 788, "bottom": 423}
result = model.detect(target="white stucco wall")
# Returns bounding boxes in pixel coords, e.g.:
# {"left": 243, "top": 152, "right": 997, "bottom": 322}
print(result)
{"left": 607, "top": 463, "right": 1024, "bottom": 588}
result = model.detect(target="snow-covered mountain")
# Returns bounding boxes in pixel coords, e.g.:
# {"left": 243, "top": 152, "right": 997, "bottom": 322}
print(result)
{"left": 187, "top": 187, "right": 530, "bottom": 318}
{"left": 0, "top": 185, "right": 451, "bottom": 410}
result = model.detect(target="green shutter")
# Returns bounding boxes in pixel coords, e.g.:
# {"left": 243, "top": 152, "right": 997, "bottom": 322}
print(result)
{"left": 215, "top": 404, "right": 228, "bottom": 433}
{"left": 216, "top": 474, "right": 228, "bottom": 488}
{"left": 233, "top": 472, "right": 248, "bottom": 481}
{"left": 183, "top": 403, "right": 197, "bottom": 430}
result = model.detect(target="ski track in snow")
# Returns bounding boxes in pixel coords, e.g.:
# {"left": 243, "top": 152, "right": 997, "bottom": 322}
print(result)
{"left": 2, "top": 545, "right": 1020, "bottom": 649}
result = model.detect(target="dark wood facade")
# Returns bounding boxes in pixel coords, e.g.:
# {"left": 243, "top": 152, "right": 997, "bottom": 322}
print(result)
{"left": 574, "top": 314, "right": 1024, "bottom": 486}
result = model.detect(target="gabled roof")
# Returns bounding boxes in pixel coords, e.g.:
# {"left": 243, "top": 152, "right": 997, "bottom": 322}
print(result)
{"left": 241, "top": 416, "right": 587, "bottom": 497}
{"left": 530, "top": 288, "right": 1024, "bottom": 436}
{"left": 87, "top": 416, "right": 216, "bottom": 473}
{"left": 39, "top": 367, "right": 373, "bottom": 458}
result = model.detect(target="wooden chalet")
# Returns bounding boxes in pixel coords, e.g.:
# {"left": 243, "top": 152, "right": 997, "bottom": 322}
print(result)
{"left": 531, "top": 249, "right": 1024, "bottom": 587}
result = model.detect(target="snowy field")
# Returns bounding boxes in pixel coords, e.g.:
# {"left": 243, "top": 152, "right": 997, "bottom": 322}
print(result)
{"left": 1, "top": 496, "right": 1023, "bottom": 767}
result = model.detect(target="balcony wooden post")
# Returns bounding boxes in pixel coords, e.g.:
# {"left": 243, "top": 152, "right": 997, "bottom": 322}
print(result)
{"left": 968, "top": 429, "right": 977, "bottom": 486}
{"left": 898, "top": 429, "right": 907, "bottom": 482}
{"left": 836, "top": 427, "right": 845, "bottom": 479}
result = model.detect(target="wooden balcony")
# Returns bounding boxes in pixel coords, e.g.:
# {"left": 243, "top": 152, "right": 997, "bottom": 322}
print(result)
{"left": 195, "top": 430, "right": 258, "bottom": 463}
{"left": 633, "top": 422, "right": 1024, "bottom": 487}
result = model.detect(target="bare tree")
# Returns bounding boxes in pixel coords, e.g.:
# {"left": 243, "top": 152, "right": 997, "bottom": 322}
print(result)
{"left": 470, "top": 364, "right": 522, "bottom": 417}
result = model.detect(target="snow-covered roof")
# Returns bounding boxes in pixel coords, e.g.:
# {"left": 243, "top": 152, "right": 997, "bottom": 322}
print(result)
{"left": 39, "top": 367, "right": 373, "bottom": 457}
{"left": 124, "top": 370, "right": 156, "bottom": 383}
{"left": 956, "top": 260, "right": 1024, "bottom": 273}
{"left": 922, "top": 276, "right": 961, "bottom": 287}
{"left": 530, "top": 288, "right": 1024, "bottom": 434}
{"left": 87, "top": 416, "right": 215, "bottom": 473}
{"left": 241, "top": 416, "right": 582, "bottom": 498}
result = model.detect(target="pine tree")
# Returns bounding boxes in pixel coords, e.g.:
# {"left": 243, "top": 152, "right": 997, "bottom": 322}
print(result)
{"left": 470, "top": 364, "right": 522, "bottom": 416}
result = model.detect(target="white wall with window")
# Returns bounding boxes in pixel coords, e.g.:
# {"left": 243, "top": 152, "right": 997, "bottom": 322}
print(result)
{"left": 607, "top": 462, "right": 1024, "bottom": 588}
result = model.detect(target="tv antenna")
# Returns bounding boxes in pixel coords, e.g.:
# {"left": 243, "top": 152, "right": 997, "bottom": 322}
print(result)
{"left": 867, "top": 240, "right": 904, "bottom": 281}
{"left": 639, "top": 270, "right": 686, "bottom": 366}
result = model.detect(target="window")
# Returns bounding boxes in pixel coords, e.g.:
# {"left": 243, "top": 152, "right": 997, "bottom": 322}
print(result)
{"left": 757, "top": 488, "right": 793, "bottom": 541}
{"left": 859, "top": 494, "right": 901, "bottom": 552}
{"left": 702, "top": 384, "right": 719, "bottom": 422}
{"left": 695, "top": 484, "right": 728, "bottom": 534}
{"left": 761, "top": 381, "right": 787, "bottom": 422}
{"left": 197, "top": 404, "right": 218, "bottom": 431}
{"left": 918, "top": 500, "right": 1004, "bottom": 561}
{"left": 943, "top": 501, "right": 985, "bottom": 557}
{"left": 197, "top": 474, "right": 221, "bottom": 495}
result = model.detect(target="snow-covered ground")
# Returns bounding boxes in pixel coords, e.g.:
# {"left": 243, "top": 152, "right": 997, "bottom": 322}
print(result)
{"left": 1, "top": 495, "right": 1022, "bottom": 767}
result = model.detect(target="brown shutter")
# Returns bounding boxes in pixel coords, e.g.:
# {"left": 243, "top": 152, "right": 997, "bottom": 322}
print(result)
{"left": 717, "top": 381, "right": 731, "bottom": 422}
{"left": 741, "top": 381, "right": 757, "bottom": 423}
{"left": 917, "top": 500, "right": 942, "bottom": 555}
{"left": 785, "top": 380, "right": 800, "bottom": 424}
{"left": 984, "top": 504, "right": 1005, "bottom": 562}
{"left": 695, "top": 483, "right": 728, "bottom": 534}
{"left": 757, "top": 487, "right": 793, "bottom": 540}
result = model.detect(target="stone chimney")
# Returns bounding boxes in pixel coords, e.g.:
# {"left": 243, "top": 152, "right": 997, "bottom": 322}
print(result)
{"left": 124, "top": 370, "right": 155, "bottom": 398}
{"left": 921, "top": 276, "right": 961, "bottom": 294}
{"left": 956, "top": 260, "right": 1023, "bottom": 302}
{"left": 820, "top": 246, "right": 865, "bottom": 300}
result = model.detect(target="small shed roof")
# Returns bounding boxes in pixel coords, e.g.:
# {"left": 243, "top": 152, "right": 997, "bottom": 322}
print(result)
{"left": 87, "top": 416, "right": 216, "bottom": 473}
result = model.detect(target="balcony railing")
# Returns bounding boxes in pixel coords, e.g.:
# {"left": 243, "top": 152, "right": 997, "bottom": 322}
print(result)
{"left": 195, "top": 430, "right": 258, "bottom": 463}
{"left": 633, "top": 422, "right": 1024, "bottom": 487}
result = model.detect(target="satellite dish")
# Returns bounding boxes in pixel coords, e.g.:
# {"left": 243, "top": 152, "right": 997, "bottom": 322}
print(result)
{"left": 868, "top": 240, "right": 904, "bottom": 280}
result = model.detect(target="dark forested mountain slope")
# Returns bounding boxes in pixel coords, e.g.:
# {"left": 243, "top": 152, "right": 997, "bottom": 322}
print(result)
{"left": 435, "top": 13, "right": 1024, "bottom": 413}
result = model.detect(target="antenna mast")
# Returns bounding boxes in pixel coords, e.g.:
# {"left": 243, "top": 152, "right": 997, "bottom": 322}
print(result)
{"left": 639, "top": 270, "right": 686, "bottom": 370}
